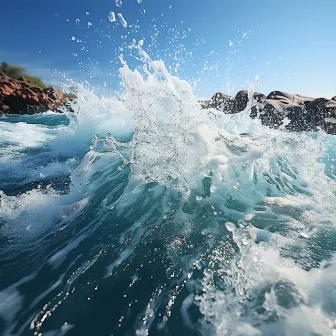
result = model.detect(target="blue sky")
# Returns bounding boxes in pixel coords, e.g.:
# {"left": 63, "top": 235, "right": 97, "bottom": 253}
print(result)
{"left": 1, "top": 0, "right": 336, "bottom": 98}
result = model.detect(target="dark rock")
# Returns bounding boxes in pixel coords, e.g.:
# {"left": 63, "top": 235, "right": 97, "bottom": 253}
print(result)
{"left": 235, "top": 90, "right": 266, "bottom": 112}
{"left": 208, "top": 92, "right": 237, "bottom": 113}
{"left": 0, "top": 84, "right": 15, "bottom": 96}
{"left": 321, "top": 118, "right": 336, "bottom": 134}
{"left": 199, "top": 99, "right": 210, "bottom": 109}
{"left": 30, "top": 86, "right": 43, "bottom": 94}
{"left": 266, "top": 91, "right": 297, "bottom": 104}
{"left": 44, "top": 86, "right": 64, "bottom": 101}
{"left": 267, "top": 91, "right": 314, "bottom": 105}
{"left": 202, "top": 88, "right": 336, "bottom": 135}
{"left": 206, "top": 91, "right": 266, "bottom": 114}
{"left": 251, "top": 91, "right": 332, "bottom": 132}
{"left": 252, "top": 101, "right": 287, "bottom": 128}
{"left": 254, "top": 93, "right": 267, "bottom": 104}
{"left": 0, "top": 101, "right": 10, "bottom": 113}
{"left": 234, "top": 90, "right": 249, "bottom": 111}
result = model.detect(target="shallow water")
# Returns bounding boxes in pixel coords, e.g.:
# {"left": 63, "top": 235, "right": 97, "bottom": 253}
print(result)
{"left": 1, "top": 58, "right": 336, "bottom": 336}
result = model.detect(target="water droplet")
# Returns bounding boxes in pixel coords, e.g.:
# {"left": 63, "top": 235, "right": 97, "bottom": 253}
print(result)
{"left": 88, "top": 21, "right": 93, "bottom": 27}
{"left": 225, "top": 222, "right": 236, "bottom": 232}
{"left": 108, "top": 11, "right": 116, "bottom": 22}
{"left": 117, "top": 13, "right": 127, "bottom": 27}
{"left": 169, "top": 5, "right": 172, "bottom": 9}
{"left": 228, "top": 40, "right": 234, "bottom": 47}
{"left": 86, "top": 11, "right": 90, "bottom": 15}
{"left": 75, "top": 19, "right": 80, "bottom": 25}
{"left": 116, "top": 0, "right": 122, "bottom": 7}
{"left": 137, "top": 0, "right": 142, "bottom": 3}
{"left": 71, "top": 36, "right": 76, "bottom": 41}
{"left": 196, "top": 196, "right": 202, "bottom": 201}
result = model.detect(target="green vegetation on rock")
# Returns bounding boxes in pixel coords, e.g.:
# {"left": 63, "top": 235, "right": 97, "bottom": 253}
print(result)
{"left": 0, "top": 62, "right": 46, "bottom": 89}
{"left": 21, "top": 74, "right": 47, "bottom": 89}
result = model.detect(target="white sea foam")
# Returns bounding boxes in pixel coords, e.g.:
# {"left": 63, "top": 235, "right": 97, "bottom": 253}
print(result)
{"left": 0, "top": 121, "right": 60, "bottom": 160}
{"left": 195, "top": 222, "right": 336, "bottom": 335}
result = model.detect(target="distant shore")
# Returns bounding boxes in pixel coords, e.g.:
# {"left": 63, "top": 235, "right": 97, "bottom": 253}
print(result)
{"left": 0, "top": 62, "right": 75, "bottom": 114}
{"left": 1, "top": 67, "right": 335, "bottom": 136}
{"left": 202, "top": 90, "right": 336, "bottom": 135}
{"left": 0, "top": 72, "right": 75, "bottom": 114}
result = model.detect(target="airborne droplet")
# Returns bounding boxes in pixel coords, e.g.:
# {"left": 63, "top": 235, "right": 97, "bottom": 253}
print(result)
{"left": 108, "top": 11, "right": 116, "bottom": 22}
{"left": 117, "top": 13, "right": 127, "bottom": 28}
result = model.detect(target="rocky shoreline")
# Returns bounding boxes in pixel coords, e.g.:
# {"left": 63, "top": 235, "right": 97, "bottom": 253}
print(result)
{"left": 201, "top": 90, "right": 336, "bottom": 134}
{"left": 1, "top": 71, "right": 335, "bottom": 135}
{"left": 0, "top": 72, "right": 73, "bottom": 114}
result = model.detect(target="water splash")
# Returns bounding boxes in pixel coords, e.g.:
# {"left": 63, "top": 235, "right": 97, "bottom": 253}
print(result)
{"left": 1, "top": 29, "right": 336, "bottom": 336}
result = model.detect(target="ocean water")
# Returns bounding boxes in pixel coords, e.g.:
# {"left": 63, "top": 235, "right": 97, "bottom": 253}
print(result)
{"left": 1, "top": 51, "right": 336, "bottom": 336}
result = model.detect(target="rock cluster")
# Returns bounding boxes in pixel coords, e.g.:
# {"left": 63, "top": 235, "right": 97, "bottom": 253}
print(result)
{"left": 0, "top": 72, "right": 72, "bottom": 114}
{"left": 203, "top": 90, "right": 336, "bottom": 134}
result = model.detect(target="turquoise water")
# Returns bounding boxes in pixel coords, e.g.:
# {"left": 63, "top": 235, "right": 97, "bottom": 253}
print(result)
{"left": 1, "top": 62, "right": 336, "bottom": 336}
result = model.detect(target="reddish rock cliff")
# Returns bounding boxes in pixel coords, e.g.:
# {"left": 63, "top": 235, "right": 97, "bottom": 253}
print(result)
{"left": 0, "top": 72, "right": 71, "bottom": 114}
